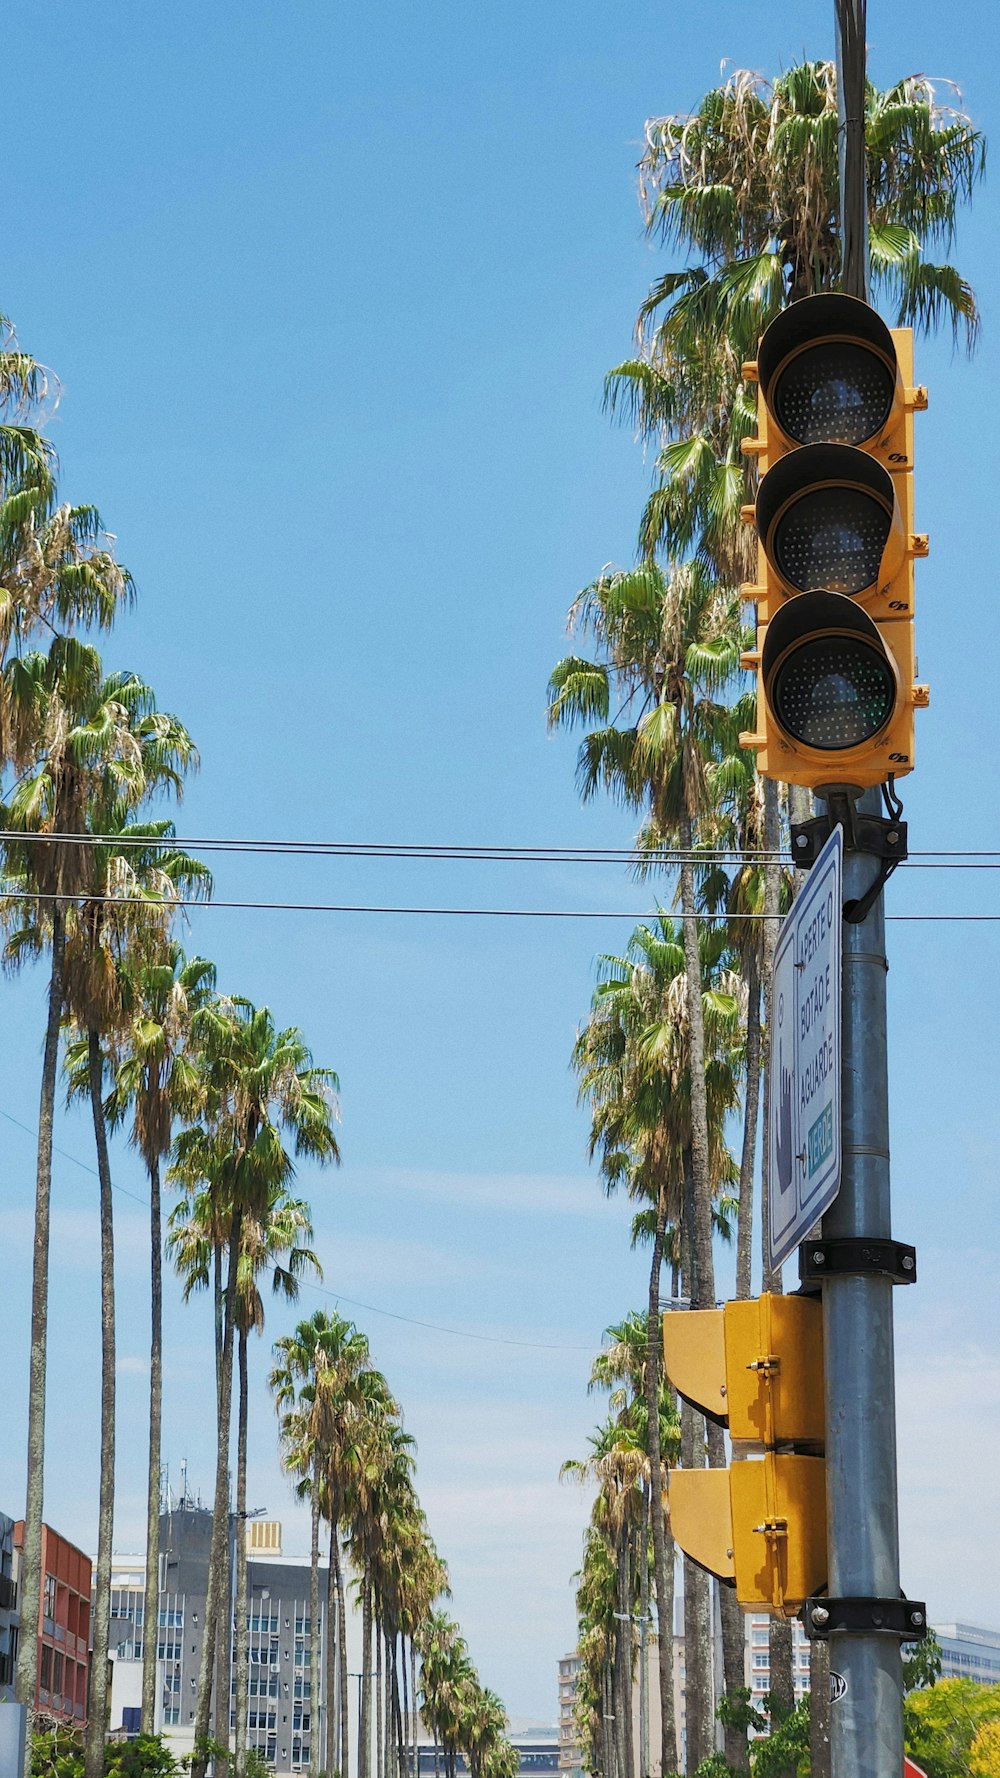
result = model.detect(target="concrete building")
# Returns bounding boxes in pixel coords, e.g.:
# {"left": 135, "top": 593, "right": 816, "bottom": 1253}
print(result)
{"left": 415, "top": 1729, "right": 559, "bottom": 1777}
{"left": 743, "top": 1614, "right": 812, "bottom": 1714}
{"left": 13, "top": 1521, "right": 91, "bottom": 1727}
{"left": 107, "top": 1503, "right": 326, "bottom": 1778}
{"left": 932, "top": 1621, "right": 1000, "bottom": 1686}
{"left": 0, "top": 1515, "right": 18, "bottom": 1706}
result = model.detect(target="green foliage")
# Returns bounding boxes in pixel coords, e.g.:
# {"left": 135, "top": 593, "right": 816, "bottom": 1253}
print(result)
{"left": 904, "top": 1629, "right": 943, "bottom": 1692}
{"left": 106, "top": 1738, "right": 180, "bottom": 1778}
{"left": 243, "top": 1750, "right": 272, "bottom": 1778}
{"left": 904, "top": 1678, "right": 1000, "bottom": 1777}
{"left": 749, "top": 1697, "right": 810, "bottom": 1776}
{"left": 31, "top": 1731, "right": 180, "bottom": 1778}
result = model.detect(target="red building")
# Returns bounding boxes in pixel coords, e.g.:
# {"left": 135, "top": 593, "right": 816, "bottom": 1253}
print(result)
{"left": 14, "top": 1522, "right": 91, "bottom": 1725}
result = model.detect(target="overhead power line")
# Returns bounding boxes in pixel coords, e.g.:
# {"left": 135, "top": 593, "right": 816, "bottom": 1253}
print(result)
{"left": 0, "top": 1108, "right": 591, "bottom": 1355}
{"left": 1, "top": 887, "right": 1000, "bottom": 922}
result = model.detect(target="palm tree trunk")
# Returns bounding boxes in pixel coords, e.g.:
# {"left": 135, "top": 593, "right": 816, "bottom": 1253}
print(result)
{"left": 234, "top": 1325, "right": 250, "bottom": 1778}
{"left": 141, "top": 1153, "right": 163, "bottom": 1734}
{"left": 325, "top": 1520, "right": 338, "bottom": 1775}
{"left": 705, "top": 1418, "right": 748, "bottom": 1771}
{"left": 84, "top": 1028, "right": 116, "bottom": 1778}
{"left": 411, "top": 1642, "right": 418, "bottom": 1778}
{"left": 212, "top": 1243, "right": 233, "bottom": 1769}
{"left": 309, "top": 1484, "right": 321, "bottom": 1778}
{"left": 679, "top": 1190, "right": 712, "bottom": 1776}
{"left": 678, "top": 827, "right": 716, "bottom": 1311}
{"left": 191, "top": 1213, "right": 242, "bottom": 1778}
{"left": 601, "top": 1664, "right": 613, "bottom": 1778}
{"left": 361, "top": 1584, "right": 373, "bottom": 1778}
{"left": 16, "top": 907, "right": 66, "bottom": 1775}
{"left": 809, "top": 1639, "right": 831, "bottom": 1778}
{"left": 735, "top": 952, "right": 761, "bottom": 1302}
{"left": 645, "top": 1187, "right": 678, "bottom": 1777}
{"left": 391, "top": 1634, "right": 403, "bottom": 1778}
{"left": 613, "top": 1531, "right": 629, "bottom": 1778}
{"left": 376, "top": 1613, "right": 384, "bottom": 1778}
{"left": 332, "top": 1520, "right": 349, "bottom": 1778}
{"left": 638, "top": 1487, "right": 648, "bottom": 1778}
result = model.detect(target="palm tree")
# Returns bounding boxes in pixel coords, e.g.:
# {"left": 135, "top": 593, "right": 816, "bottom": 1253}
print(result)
{"left": 0, "top": 636, "right": 179, "bottom": 1763}
{"left": 173, "top": 1001, "right": 340, "bottom": 1778}
{"left": 169, "top": 1181, "right": 322, "bottom": 1778}
{"left": 605, "top": 65, "right": 984, "bottom": 570}
{"left": 573, "top": 911, "right": 741, "bottom": 1774}
{"left": 271, "top": 1310, "right": 373, "bottom": 1778}
{"left": 98, "top": 944, "right": 217, "bottom": 1731}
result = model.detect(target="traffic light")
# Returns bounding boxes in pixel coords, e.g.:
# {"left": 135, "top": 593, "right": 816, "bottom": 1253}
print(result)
{"left": 738, "top": 294, "right": 929, "bottom": 791}
{"left": 663, "top": 1294, "right": 826, "bottom": 1616}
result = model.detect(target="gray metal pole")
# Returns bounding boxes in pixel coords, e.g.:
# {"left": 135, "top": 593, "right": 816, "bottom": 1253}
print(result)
{"left": 819, "top": 791, "right": 904, "bottom": 1777}
{"left": 835, "top": 0, "right": 869, "bottom": 299}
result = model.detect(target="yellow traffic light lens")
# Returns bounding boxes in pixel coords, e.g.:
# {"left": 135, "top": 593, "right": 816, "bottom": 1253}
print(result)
{"left": 771, "top": 636, "right": 896, "bottom": 749}
{"left": 772, "top": 485, "right": 891, "bottom": 596}
{"left": 773, "top": 341, "right": 895, "bottom": 446}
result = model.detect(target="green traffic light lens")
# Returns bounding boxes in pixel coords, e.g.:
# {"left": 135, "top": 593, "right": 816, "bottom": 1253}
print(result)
{"left": 773, "top": 342, "right": 895, "bottom": 446}
{"left": 772, "top": 486, "right": 891, "bottom": 596}
{"left": 771, "top": 636, "right": 896, "bottom": 750}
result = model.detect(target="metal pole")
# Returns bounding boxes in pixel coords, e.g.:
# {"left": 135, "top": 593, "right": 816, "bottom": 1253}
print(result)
{"left": 835, "top": 0, "right": 869, "bottom": 298}
{"left": 819, "top": 793, "right": 904, "bottom": 1777}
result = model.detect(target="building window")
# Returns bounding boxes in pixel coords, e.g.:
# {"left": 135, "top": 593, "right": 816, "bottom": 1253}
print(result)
{"left": 40, "top": 1646, "right": 52, "bottom": 1694}
{"left": 43, "top": 1576, "right": 57, "bottom": 1621}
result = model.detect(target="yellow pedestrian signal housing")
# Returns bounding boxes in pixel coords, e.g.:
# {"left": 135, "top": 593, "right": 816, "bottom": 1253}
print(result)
{"left": 663, "top": 1293, "right": 827, "bottom": 1616}
{"left": 669, "top": 1454, "right": 826, "bottom": 1617}
{"left": 738, "top": 294, "right": 929, "bottom": 790}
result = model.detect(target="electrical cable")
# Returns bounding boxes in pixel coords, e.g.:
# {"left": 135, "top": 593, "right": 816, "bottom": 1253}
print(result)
{"left": 1, "top": 888, "right": 1000, "bottom": 921}
{"left": 0, "top": 1109, "right": 593, "bottom": 1354}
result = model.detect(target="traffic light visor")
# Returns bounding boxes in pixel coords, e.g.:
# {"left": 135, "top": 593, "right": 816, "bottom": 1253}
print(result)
{"left": 756, "top": 445, "right": 897, "bottom": 598}
{"left": 762, "top": 592, "right": 898, "bottom": 752}
{"left": 757, "top": 295, "right": 898, "bottom": 448}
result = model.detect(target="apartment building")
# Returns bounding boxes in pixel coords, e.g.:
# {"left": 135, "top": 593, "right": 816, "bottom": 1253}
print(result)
{"left": 106, "top": 1502, "right": 326, "bottom": 1778}
{"left": 13, "top": 1521, "right": 91, "bottom": 1727}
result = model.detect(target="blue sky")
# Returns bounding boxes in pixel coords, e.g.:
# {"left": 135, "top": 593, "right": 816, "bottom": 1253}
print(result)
{"left": 1, "top": 0, "right": 999, "bottom": 1724}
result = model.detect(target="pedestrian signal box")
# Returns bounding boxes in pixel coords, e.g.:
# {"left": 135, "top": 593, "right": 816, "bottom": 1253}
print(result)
{"left": 663, "top": 1293, "right": 827, "bottom": 1616}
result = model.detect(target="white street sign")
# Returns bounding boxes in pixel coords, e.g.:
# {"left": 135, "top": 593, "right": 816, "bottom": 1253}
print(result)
{"left": 768, "top": 824, "right": 843, "bottom": 1274}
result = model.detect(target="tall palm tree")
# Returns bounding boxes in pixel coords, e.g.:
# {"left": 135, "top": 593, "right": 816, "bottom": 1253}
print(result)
{"left": 99, "top": 944, "right": 217, "bottom": 1731}
{"left": 573, "top": 911, "right": 741, "bottom": 1774}
{"left": 0, "top": 636, "right": 178, "bottom": 1764}
{"left": 169, "top": 1181, "right": 322, "bottom": 1778}
{"left": 173, "top": 1001, "right": 340, "bottom": 1778}
{"left": 271, "top": 1310, "right": 372, "bottom": 1778}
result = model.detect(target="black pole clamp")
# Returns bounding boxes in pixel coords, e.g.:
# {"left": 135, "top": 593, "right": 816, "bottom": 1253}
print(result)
{"left": 798, "top": 1237, "right": 917, "bottom": 1288}
{"left": 803, "top": 1596, "right": 928, "bottom": 1642}
{"left": 790, "top": 787, "right": 908, "bottom": 924}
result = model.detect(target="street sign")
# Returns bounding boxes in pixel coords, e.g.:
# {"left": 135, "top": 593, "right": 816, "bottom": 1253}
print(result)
{"left": 768, "top": 824, "right": 843, "bottom": 1272}
{"left": 904, "top": 1762, "right": 928, "bottom": 1777}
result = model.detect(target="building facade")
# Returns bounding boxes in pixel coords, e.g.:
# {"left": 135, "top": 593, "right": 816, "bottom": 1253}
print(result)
{"left": 13, "top": 1521, "right": 90, "bottom": 1727}
{"left": 0, "top": 1514, "right": 18, "bottom": 1705}
{"left": 107, "top": 1505, "right": 325, "bottom": 1777}
{"left": 932, "top": 1622, "right": 1000, "bottom": 1686}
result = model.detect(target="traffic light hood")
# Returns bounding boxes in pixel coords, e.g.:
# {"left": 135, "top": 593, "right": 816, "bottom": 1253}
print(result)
{"left": 755, "top": 443, "right": 903, "bottom": 603}
{"left": 756, "top": 293, "right": 900, "bottom": 453}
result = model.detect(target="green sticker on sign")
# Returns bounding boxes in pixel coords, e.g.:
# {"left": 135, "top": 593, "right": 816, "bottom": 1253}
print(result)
{"left": 807, "top": 1101, "right": 834, "bottom": 1177}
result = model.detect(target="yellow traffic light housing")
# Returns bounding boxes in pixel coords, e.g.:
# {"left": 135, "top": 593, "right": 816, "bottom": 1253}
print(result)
{"left": 663, "top": 1293, "right": 824, "bottom": 1447}
{"left": 670, "top": 1453, "right": 827, "bottom": 1615}
{"left": 662, "top": 1293, "right": 827, "bottom": 1617}
{"left": 738, "top": 294, "right": 928, "bottom": 791}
